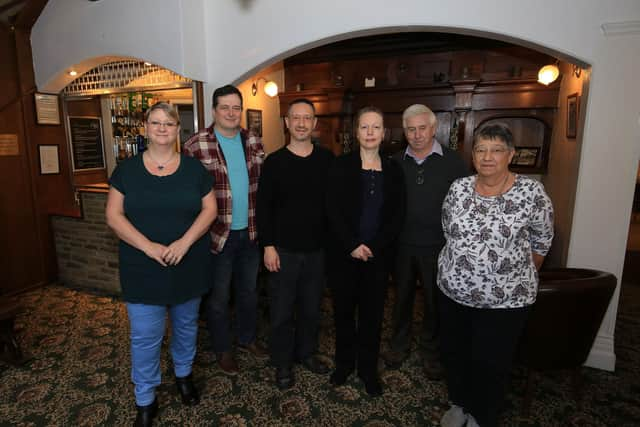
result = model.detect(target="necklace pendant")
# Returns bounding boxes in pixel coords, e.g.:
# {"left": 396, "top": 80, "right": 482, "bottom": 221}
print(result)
{"left": 158, "top": 165, "right": 165, "bottom": 170}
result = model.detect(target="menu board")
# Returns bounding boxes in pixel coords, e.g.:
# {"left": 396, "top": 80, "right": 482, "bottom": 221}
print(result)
{"left": 68, "top": 116, "right": 105, "bottom": 171}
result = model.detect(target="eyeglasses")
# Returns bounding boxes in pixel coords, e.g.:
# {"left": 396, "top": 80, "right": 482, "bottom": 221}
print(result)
{"left": 473, "top": 147, "right": 509, "bottom": 155}
{"left": 416, "top": 167, "right": 424, "bottom": 185}
{"left": 148, "top": 121, "right": 178, "bottom": 128}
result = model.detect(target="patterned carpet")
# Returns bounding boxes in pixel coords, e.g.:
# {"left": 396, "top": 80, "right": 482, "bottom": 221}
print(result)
{"left": 0, "top": 281, "right": 638, "bottom": 426}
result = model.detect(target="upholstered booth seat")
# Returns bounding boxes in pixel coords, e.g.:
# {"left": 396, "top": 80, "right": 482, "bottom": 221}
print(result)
{"left": 516, "top": 268, "right": 617, "bottom": 416}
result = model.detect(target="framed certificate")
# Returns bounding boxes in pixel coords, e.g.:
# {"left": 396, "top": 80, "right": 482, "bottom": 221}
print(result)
{"left": 35, "top": 93, "right": 61, "bottom": 125}
{"left": 38, "top": 144, "right": 61, "bottom": 175}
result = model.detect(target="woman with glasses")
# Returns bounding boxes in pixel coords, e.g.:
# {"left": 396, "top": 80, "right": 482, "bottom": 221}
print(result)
{"left": 326, "top": 106, "right": 405, "bottom": 396}
{"left": 106, "top": 102, "right": 217, "bottom": 426}
{"left": 437, "top": 123, "right": 554, "bottom": 427}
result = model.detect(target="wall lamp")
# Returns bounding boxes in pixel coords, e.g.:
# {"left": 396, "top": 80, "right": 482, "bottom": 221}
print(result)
{"left": 537, "top": 63, "right": 560, "bottom": 85}
{"left": 572, "top": 64, "right": 582, "bottom": 78}
{"left": 251, "top": 77, "right": 278, "bottom": 98}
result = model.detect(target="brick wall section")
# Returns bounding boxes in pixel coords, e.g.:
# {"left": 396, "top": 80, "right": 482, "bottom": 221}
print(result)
{"left": 52, "top": 191, "right": 121, "bottom": 295}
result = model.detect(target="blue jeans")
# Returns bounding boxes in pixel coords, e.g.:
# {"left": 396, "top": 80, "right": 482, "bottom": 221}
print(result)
{"left": 126, "top": 297, "right": 201, "bottom": 406}
{"left": 206, "top": 229, "right": 260, "bottom": 353}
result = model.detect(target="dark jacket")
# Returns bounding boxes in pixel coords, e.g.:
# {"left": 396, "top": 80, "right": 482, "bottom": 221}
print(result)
{"left": 326, "top": 151, "right": 406, "bottom": 261}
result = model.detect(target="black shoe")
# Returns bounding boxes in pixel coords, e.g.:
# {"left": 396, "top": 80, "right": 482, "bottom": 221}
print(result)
{"left": 382, "top": 349, "right": 408, "bottom": 369}
{"left": 301, "top": 355, "right": 330, "bottom": 375}
{"left": 359, "top": 375, "right": 383, "bottom": 397}
{"left": 275, "top": 366, "right": 294, "bottom": 390}
{"left": 134, "top": 398, "right": 158, "bottom": 427}
{"left": 175, "top": 374, "right": 200, "bottom": 406}
{"left": 329, "top": 367, "right": 353, "bottom": 386}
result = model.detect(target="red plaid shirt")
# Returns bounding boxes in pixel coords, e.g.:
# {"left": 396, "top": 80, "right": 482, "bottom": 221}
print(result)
{"left": 183, "top": 125, "right": 264, "bottom": 253}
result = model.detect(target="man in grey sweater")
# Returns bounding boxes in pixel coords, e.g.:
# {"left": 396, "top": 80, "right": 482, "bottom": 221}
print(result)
{"left": 383, "top": 104, "right": 467, "bottom": 379}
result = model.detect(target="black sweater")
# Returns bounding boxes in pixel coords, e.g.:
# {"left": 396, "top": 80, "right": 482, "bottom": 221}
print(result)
{"left": 326, "top": 151, "right": 406, "bottom": 260}
{"left": 392, "top": 146, "right": 467, "bottom": 249}
{"left": 256, "top": 145, "right": 334, "bottom": 252}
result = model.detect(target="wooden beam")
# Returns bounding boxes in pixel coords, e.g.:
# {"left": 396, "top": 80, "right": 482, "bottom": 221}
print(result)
{"left": 14, "top": 0, "right": 47, "bottom": 31}
{"left": 0, "top": 0, "right": 26, "bottom": 15}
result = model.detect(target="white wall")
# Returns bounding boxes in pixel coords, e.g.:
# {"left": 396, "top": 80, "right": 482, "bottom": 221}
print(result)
{"left": 31, "top": 0, "right": 208, "bottom": 91}
{"left": 32, "top": 0, "right": 640, "bottom": 371}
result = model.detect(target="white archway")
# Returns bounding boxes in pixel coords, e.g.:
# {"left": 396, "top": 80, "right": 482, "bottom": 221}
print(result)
{"left": 32, "top": 0, "right": 640, "bottom": 371}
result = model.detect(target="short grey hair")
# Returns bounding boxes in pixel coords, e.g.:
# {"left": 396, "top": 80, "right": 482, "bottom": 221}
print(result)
{"left": 402, "top": 104, "right": 436, "bottom": 128}
{"left": 473, "top": 123, "right": 515, "bottom": 149}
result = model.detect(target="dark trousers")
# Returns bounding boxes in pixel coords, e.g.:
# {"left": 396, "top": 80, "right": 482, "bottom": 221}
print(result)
{"left": 330, "top": 256, "right": 387, "bottom": 379}
{"left": 206, "top": 229, "right": 260, "bottom": 353}
{"left": 268, "top": 249, "right": 325, "bottom": 368}
{"left": 438, "top": 289, "right": 529, "bottom": 427}
{"left": 390, "top": 246, "right": 440, "bottom": 360}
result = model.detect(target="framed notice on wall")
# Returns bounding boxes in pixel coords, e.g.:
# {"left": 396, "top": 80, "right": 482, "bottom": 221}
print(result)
{"left": 35, "top": 93, "right": 61, "bottom": 125}
{"left": 67, "top": 116, "right": 105, "bottom": 171}
{"left": 38, "top": 145, "right": 60, "bottom": 175}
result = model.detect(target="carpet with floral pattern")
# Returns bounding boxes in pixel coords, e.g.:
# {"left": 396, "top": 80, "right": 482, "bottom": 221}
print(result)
{"left": 0, "top": 282, "right": 638, "bottom": 426}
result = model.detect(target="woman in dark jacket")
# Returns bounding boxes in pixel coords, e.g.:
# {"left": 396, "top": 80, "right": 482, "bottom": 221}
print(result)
{"left": 326, "top": 106, "right": 406, "bottom": 396}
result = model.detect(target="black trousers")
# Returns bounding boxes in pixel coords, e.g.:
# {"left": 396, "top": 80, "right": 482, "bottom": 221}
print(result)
{"left": 330, "top": 256, "right": 387, "bottom": 379}
{"left": 438, "top": 289, "right": 530, "bottom": 427}
{"left": 390, "top": 246, "right": 440, "bottom": 360}
{"left": 268, "top": 249, "right": 325, "bottom": 368}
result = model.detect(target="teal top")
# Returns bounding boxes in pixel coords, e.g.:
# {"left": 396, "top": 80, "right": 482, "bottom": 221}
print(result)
{"left": 215, "top": 130, "right": 249, "bottom": 229}
{"left": 109, "top": 154, "right": 214, "bottom": 305}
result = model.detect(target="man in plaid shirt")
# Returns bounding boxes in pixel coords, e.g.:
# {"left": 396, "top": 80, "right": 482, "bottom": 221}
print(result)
{"left": 183, "top": 85, "right": 267, "bottom": 374}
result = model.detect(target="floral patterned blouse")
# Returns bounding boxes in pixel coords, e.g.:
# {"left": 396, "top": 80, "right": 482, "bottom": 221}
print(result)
{"left": 437, "top": 174, "right": 554, "bottom": 309}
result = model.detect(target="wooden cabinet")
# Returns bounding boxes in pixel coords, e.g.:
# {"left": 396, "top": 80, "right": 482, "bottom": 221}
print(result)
{"left": 279, "top": 39, "right": 560, "bottom": 173}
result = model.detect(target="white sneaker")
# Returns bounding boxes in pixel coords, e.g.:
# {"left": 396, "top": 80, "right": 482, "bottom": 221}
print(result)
{"left": 441, "top": 404, "right": 466, "bottom": 427}
{"left": 465, "top": 413, "right": 480, "bottom": 427}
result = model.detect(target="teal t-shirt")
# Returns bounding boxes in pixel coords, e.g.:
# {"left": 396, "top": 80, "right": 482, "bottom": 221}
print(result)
{"left": 109, "top": 154, "right": 214, "bottom": 305}
{"left": 215, "top": 130, "right": 249, "bottom": 229}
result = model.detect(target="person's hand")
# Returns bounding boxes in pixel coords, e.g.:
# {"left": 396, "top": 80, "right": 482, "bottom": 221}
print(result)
{"left": 144, "top": 242, "right": 169, "bottom": 266}
{"left": 163, "top": 238, "right": 191, "bottom": 266}
{"left": 350, "top": 244, "right": 373, "bottom": 261}
{"left": 264, "top": 246, "right": 280, "bottom": 272}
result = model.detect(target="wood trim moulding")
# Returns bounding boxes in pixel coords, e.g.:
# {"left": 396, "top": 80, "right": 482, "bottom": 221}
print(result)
{"left": 278, "top": 88, "right": 347, "bottom": 116}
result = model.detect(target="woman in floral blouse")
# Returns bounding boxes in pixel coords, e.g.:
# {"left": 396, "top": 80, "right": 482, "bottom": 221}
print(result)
{"left": 437, "top": 123, "right": 554, "bottom": 427}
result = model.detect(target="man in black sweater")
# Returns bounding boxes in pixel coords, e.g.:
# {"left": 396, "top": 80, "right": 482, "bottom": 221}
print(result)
{"left": 256, "top": 98, "right": 334, "bottom": 390}
{"left": 383, "top": 104, "right": 467, "bottom": 379}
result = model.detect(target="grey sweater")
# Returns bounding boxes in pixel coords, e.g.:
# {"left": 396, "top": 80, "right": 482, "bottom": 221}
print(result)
{"left": 392, "top": 145, "right": 467, "bottom": 250}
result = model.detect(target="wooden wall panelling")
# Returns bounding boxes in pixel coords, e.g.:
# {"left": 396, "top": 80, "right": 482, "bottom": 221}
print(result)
{"left": 0, "top": 101, "right": 44, "bottom": 295}
{"left": 0, "top": 0, "right": 79, "bottom": 295}
{"left": 282, "top": 39, "right": 560, "bottom": 163}
{"left": 0, "top": 22, "right": 47, "bottom": 295}
{"left": 0, "top": 25, "right": 19, "bottom": 111}
{"left": 471, "top": 80, "right": 560, "bottom": 110}
{"left": 284, "top": 63, "right": 334, "bottom": 92}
